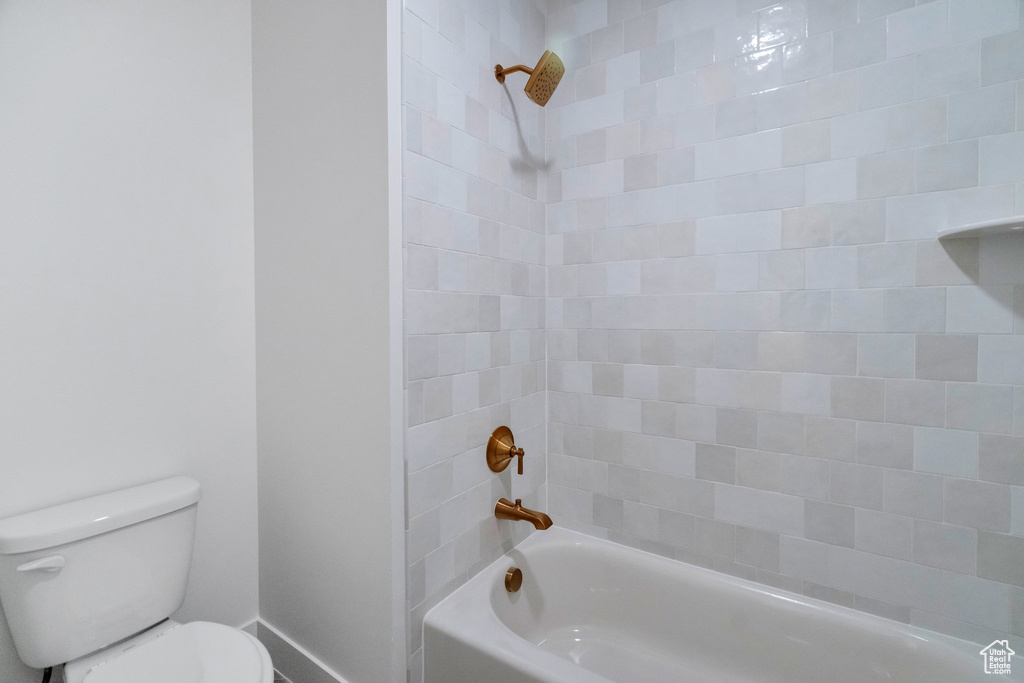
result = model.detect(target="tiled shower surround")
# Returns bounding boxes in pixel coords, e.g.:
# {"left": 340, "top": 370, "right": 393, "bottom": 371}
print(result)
{"left": 405, "top": 0, "right": 1024, "bottom": 677}
{"left": 403, "top": 0, "right": 549, "bottom": 677}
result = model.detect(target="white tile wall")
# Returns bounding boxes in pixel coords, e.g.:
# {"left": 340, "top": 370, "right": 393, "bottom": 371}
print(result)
{"left": 405, "top": 1, "right": 1024, "bottom": 678}
{"left": 542, "top": 0, "right": 1024, "bottom": 651}
{"left": 402, "top": 0, "right": 549, "bottom": 678}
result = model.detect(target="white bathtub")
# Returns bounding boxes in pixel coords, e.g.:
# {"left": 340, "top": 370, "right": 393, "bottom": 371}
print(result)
{"left": 424, "top": 528, "right": 1020, "bottom": 683}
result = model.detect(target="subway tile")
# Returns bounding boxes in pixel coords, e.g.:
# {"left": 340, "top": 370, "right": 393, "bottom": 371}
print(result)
{"left": 674, "top": 27, "right": 716, "bottom": 72}
{"left": 915, "top": 334, "right": 978, "bottom": 381}
{"left": 978, "top": 531, "right": 1024, "bottom": 587}
{"left": 981, "top": 132, "right": 1024, "bottom": 186}
{"left": 782, "top": 290, "right": 831, "bottom": 331}
{"left": 754, "top": 82, "right": 805, "bottom": 130}
{"left": 780, "top": 453, "right": 830, "bottom": 499}
{"left": 856, "top": 151, "right": 915, "bottom": 199}
{"left": 832, "top": 289, "right": 885, "bottom": 331}
{"left": 805, "top": 416, "right": 857, "bottom": 462}
{"left": 677, "top": 404, "right": 718, "bottom": 443}
{"left": 979, "top": 434, "right": 1024, "bottom": 486}
{"left": 779, "top": 535, "right": 829, "bottom": 583}
{"left": 696, "top": 443, "right": 738, "bottom": 483}
{"left": 859, "top": 333, "right": 915, "bottom": 378}
{"left": 715, "top": 483, "right": 805, "bottom": 536}
{"left": 857, "top": 242, "right": 915, "bottom": 288}
{"left": 736, "top": 48, "right": 784, "bottom": 97}
{"left": 915, "top": 43, "right": 979, "bottom": 98}
{"left": 981, "top": 31, "right": 1024, "bottom": 85}
{"left": 782, "top": 119, "right": 831, "bottom": 166}
{"left": 886, "top": 0, "right": 949, "bottom": 59}
{"left": 980, "top": 232, "right": 1024, "bottom": 284}
{"left": 1019, "top": 82, "right": 1024, "bottom": 132}
{"left": 759, "top": 250, "right": 805, "bottom": 290}
{"left": 408, "top": 0, "right": 1024, "bottom": 646}
{"left": 807, "top": 0, "right": 857, "bottom": 34}
{"left": 735, "top": 526, "right": 780, "bottom": 572}
{"left": 758, "top": 411, "right": 806, "bottom": 453}
{"left": 639, "top": 40, "right": 675, "bottom": 83}
{"left": 885, "top": 288, "right": 946, "bottom": 333}
{"left": 657, "top": 507, "right": 697, "bottom": 549}
{"left": 858, "top": 421, "right": 914, "bottom": 469}
{"left": 694, "top": 516, "right": 736, "bottom": 559}
{"left": 781, "top": 206, "right": 830, "bottom": 248}
{"left": 947, "top": 285, "right": 1015, "bottom": 333}
{"left": 916, "top": 141, "right": 979, "bottom": 194}
{"left": 805, "top": 500, "right": 855, "bottom": 547}
{"left": 883, "top": 469, "right": 944, "bottom": 521}
{"left": 717, "top": 407, "right": 759, "bottom": 448}
{"left": 884, "top": 379, "right": 946, "bottom": 428}
{"left": 758, "top": 2, "right": 808, "bottom": 49}
{"left": 805, "top": 332, "right": 858, "bottom": 374}
{"left": 945, "top": 184, "right": 1017, "bottom": 228}
{"left": 714, "top": 15, "right": 759, "bottom": 62}
{"left": 594, "top": 494, "right": 625, "bottom": 531}
{"left": 831, "top": 461, "right": 884, "bottom": 510}
{"left": 831, "top": 376, "right": 885, "bottom": 421}
{"left": 805, "top": 247, "right": 858, "bottom": 289}
{"left": 950, "top": 0, "right": 1019, "bottom": 41}
{"left": 858, "top": 0, "right": 913, "bottom": 21}
{"left": 624, "top": 11, "right": 657, "bottom": 53}
{"left": 913, "top": 426, "right": 979, "bottom": 478}
{"left": 915, "top": 239, "right": 979, "bottom": 286}
{"left": 945, "top": 478, "right": 1011, "bottom": 532}
{"left": 833, "top": 17, "right": 886, "bottom": 71}
{"left": 948, "top": 83, "right": 1016, "bottom": 141}
{"left": 805, "top": 158, "right": 858, "bottom": 205}
{"left": 886, "top": 98, "right": 947, "bottom": 152}
{"left": 623, "top": 500, "right": 662, "bottom": 540}
{"left": 806, "top": 70, "right": 858, "bottom": 120}
{"left": 595, "top": 23, "right": 626, "bottom": 63}
{"left": 736, "top": 448, "right": 782, "bottom": 491}
{"left": 831, "top": 109, "right": 886, "bottom": 159}
{"left": 978, "top": 335, "right": 1024, "bottom": 385}
{"left": 857, "top": 56, "right": 916, "bottom": 111}
{"left": 1014, "top": 584, "right": 1024, "bottom": 636}
{"left": 947, "top": 382, "right": 1015, "bottom": 434}
{"left": 1017, "top": 386, "right": 1024, "bottom": 438}
{"left": 782, "top": 373, "right": 831, "bottom": 416}
{"left": 912, "top": 519, "right": 976, "bottom": 574}
{"left": 782, "top": 33, "right": 832, "bottom": 85}
{"left": 855, "top": 508, "right": 913, "bottom": 560}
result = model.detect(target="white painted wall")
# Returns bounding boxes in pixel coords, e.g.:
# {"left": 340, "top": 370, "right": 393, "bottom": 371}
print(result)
{"left": 252, "top": 1, "right": 398, "bottom": 681}
{"left": 0, "top": 2, "right": 259, "bottom": 681}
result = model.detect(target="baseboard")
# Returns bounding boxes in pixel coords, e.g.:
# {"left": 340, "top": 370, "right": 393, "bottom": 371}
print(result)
{"left": 256, "top": 619, "right": 350, "bottom": 683}
{"left": 240, "top": 618, "right": 259, "bottom": 637}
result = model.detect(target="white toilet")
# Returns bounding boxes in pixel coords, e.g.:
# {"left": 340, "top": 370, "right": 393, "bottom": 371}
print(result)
{"left": 0, "top": 477, "right": 273, "bottom": 683}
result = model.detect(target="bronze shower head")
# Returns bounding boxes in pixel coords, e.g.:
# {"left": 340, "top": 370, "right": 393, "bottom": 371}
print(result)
{"left": 494, "top": 50, "right": 564, "bottom": 107}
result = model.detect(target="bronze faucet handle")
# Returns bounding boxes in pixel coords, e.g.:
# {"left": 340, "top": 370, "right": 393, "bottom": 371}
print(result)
{"left": 514, "top": 498, "right": 522, "bottom": 506}
{"left": 511, "top": 447, "right": 525, "bottom": 474}
{"left": 487, "top": 427, "right": 526, "bottom": 475}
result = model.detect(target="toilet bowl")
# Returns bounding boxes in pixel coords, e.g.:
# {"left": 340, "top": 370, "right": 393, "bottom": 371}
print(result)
{"left": 0, "top": 477, "right": 273, "bottom": 682}
{"left": 63, "top": 620, "right": 273, "bottom": 683}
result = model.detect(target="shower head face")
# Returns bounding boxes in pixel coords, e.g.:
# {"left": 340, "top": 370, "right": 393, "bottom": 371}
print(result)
{"left": 524, "top": 50, "right": 564, "bottom": 107}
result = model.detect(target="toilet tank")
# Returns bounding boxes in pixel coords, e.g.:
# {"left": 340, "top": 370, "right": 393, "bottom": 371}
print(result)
{"left": 0, "top": 477, "right": 201, "bottom": 668}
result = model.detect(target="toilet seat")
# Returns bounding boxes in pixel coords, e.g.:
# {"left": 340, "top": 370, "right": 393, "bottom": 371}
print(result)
{"left": 66, "top": 621, "right": 272, "bottom": 683}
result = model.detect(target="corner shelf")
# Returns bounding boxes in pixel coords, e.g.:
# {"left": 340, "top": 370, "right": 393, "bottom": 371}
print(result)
{"left": 938, "top": 215, "right": 1024, "bottom": 240}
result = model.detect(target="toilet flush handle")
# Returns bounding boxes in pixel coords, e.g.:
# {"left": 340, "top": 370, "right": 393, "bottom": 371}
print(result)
{"left": 16, "top": 555, "right": 65, "bottom": 573}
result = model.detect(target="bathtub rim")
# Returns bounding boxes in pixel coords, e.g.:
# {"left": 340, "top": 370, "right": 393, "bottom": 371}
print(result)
{"left": 423, "top": 526, "right": 1011, "bottom": 682}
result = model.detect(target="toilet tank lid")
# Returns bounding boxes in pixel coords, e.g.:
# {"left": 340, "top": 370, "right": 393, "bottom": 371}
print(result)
{"left": 0, "top": 477, "right": 201, "bottom": 555}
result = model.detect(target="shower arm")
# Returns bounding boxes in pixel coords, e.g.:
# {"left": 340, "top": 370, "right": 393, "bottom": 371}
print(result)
{"left": 494, "top": 64, "right": 534, "bottom": 83}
